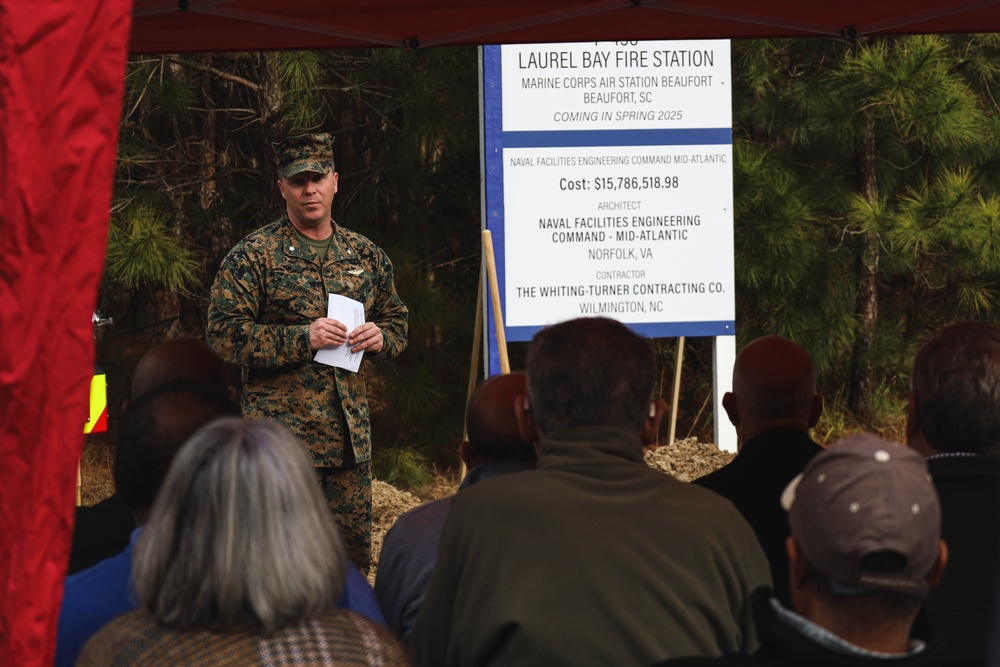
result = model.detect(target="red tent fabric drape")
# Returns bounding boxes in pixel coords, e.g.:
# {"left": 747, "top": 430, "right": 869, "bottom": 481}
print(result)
{"left": 127, "top": 0, "right": 1000, "bottom": 54}
{"left": 0, "top": 1, "right": 132, "bottom": 665}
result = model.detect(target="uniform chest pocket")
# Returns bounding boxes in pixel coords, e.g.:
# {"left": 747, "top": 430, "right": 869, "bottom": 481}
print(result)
{"left": 264, "top": 268, "right": 324, "bottom": 322}
{"left": 325, "top": 261, "right": 375, "bottom": 309}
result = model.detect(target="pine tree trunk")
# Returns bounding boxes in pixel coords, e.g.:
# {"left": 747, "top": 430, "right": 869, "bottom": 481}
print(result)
{"left": 849, "top": 105, "right": 878, "bottom": 425}
{"left": 258, "top": 53, "right": 286, "bottom": 231}
{"left": 199, "top": 53, "right": 218, "bottom": 214}
{"left": 260, "top": 52, "right": 284, "bottom": 141}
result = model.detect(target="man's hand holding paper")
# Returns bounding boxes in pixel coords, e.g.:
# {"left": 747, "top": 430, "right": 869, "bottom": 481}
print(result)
{"left": 309, "top": 318, "right": 348, "bottom": 350}
{"left": 348, "top": 322, "right": 384, "bottom": 354}
{"left": 314, "top": 294, "right": 367, "bottom": 372}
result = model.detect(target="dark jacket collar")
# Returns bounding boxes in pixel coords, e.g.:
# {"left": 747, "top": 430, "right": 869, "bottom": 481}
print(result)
{"left": 536, "top": 425, "right": 644, "bottom": 471}
{"left": 459, "top": 459, "right": 535, "bottom": 491}
{"left": 752, "top": 588, "right": 942, "bottom": 666}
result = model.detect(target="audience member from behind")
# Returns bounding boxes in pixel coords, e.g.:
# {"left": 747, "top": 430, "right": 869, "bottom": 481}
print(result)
{"left": 906, "top": 321, "right": 1000, "bottom": 664}
{"left": 375, "top": 372, "right": 536, "bottom": 644}
{"left": 695, "top": 335, "right": 824, "bottom": 605}
{"left": 59, "top": 383, "right": 385, "bottom": 667}
{"left": 68, "top": 336, "right": 233, "bottom": 574}
{"left": 56, "top": 380, "right": 241, "bottom": 667}
{"left": 410, "top": 317, "right": 771, "bottom": 667}
{"left": 665, "top": 434, "right": 948, "bottom": 667}
{"left": 77, "top": 418, "right": 408, "bottom": 667}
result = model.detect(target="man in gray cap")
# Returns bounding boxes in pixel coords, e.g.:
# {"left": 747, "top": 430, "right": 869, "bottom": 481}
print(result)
{"left": 207, "top": 132, "right": 408, "bottom": 572}
{"left": 664, "top": 434, "right": 949, "bottom": 666}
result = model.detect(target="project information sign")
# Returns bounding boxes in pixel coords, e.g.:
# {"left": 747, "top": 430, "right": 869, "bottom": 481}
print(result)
{"left": 483, "top": 40, "right": 735, "bottom": 341}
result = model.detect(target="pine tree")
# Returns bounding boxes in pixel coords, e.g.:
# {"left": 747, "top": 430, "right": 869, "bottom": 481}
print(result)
{"left": 733, "top": 35, "right": 1000, "bottom": 426}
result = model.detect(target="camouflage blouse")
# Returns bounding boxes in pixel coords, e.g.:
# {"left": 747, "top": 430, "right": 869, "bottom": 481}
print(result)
{"left": 207, "top": 216, "right": 408, "bottom": 466}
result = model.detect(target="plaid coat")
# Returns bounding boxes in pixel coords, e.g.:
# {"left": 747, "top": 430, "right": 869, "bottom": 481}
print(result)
{"left": 77, "top": 608, "right": 410, "bottom": 666}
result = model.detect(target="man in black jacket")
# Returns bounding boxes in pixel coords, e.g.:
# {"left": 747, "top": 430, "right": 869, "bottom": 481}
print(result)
{"left": 695, "top": 335, "right": 823, "bottom": 604}
{"left": 906, "top": 321, "right": 1000, "bottom": 664}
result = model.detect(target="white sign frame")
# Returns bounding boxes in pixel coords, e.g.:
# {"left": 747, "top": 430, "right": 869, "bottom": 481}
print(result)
{"left": 483, "top": 40, "right": 736, "bottom": 348}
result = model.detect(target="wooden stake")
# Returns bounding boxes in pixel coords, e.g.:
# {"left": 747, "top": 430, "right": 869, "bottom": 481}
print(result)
{"left": 481, "top": 230, "right": 510, "bottom": 374}
{"left": 668, "top": 336, "right": 686, "bottom": 445}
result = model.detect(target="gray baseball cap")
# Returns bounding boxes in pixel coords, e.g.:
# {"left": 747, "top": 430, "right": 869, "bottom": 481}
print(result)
{"left": 781, "top": 433, "right": 941, "bottom": 598}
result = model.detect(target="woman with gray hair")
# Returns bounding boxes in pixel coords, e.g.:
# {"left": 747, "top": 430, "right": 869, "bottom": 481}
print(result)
{"left": 77, "top": 417, "right": 408, "bottom": 666}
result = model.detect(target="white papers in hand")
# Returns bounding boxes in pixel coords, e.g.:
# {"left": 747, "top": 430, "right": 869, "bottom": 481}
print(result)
{"left": 314, "top": 294, "right": 365, "bottom": 372}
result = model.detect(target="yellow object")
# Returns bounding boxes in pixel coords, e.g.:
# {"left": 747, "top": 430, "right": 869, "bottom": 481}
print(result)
{"left": 84, "top": 370, "right": 108, "bottom": 434}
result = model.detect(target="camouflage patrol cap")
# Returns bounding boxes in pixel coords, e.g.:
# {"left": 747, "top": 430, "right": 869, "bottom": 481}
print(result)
{"left": 273, "top": 133, "right": 335, "bottom": 179}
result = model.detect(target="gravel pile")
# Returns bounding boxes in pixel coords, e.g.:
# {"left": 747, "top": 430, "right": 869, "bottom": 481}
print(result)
{"left": 370, "top": 479, "right": 424, "bottom": 582}
{"left": 644, "top": 437, "right": 735, "bottom": 481}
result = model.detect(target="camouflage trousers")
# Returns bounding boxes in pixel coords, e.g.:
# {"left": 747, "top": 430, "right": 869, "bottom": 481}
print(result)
{"left": 318, "top": 461, "right": 373, "bottom": 575}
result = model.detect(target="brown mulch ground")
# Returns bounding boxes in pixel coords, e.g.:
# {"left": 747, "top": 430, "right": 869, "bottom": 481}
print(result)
{"left": 81, "top": 437, "right": 734, "bottom": 585}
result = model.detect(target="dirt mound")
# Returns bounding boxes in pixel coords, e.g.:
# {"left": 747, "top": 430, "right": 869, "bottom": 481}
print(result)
{"left": 370, "top": 479, "right": 424, "bottom": 582}
{"left": 644, "top": 437, "right": 735, "bottom": 481}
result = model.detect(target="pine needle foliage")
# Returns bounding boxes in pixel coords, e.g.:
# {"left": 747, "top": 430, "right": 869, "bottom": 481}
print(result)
{"left": 278, "top": 51, "right": 327, "bottom": 130}
{"left": 733, "top": 34, "right": 1000, "bottom": 425}
{"left": 105, "top": 205, "right": 200, "bottom": 292}
{"left": 373, "top": 445, "right": 433, "bottom": 490}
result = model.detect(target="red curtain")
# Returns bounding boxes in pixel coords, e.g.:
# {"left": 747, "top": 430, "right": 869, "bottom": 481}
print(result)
{"left": 0, "top": 0, "right": 132, "bottom": 664}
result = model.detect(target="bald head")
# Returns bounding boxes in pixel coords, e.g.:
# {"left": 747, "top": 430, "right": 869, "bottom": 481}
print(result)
{"left": 131, "top": 337, "right": 231, "bottom": 401}
{"left": 466, "top": 373, "right": 534, "bottom": 465}
{"left": 726, "top": 336, "right": 821, "bottom": 441}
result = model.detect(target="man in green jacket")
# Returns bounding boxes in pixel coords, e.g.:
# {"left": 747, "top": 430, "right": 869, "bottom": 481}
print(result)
{"left": 410, "top": 317, "right": 770, "bottom": 667}
{"left": 207, "top": 132, "right": 408, "bottom": 572}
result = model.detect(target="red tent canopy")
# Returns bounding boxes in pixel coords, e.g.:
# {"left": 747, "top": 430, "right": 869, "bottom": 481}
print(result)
{"left": 129, "top": 0, "right": 1000, "bottom": 53}
{"left": 5, "top": 1, "right": 1000, "bottom": 666}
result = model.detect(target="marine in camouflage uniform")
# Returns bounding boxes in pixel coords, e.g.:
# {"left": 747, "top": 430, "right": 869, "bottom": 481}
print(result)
{"left": 207, "top": 133, "right": 408, "bottom": 572}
